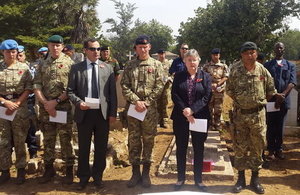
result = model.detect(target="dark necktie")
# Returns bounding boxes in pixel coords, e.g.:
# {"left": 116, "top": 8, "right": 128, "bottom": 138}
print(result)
{"left": 91, "top": 62, "right": 99, "bottom": 98}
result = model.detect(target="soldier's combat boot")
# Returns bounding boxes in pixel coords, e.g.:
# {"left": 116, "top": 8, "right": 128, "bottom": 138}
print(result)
{"left": 15, "top": 168, "right": 26, "bottom": 185}
{"left": 233, "top": 170, "right": 246, "bottom": 193}
{"left": 250, "top": 171, "right": 265, "bottom": 194}
{"left": 39, "top": 164, "right": 55, "bottom": 184}
{"left": 141, "top": 163, "right": 151, "bottom": 188}
{"left": 63, "top": 165, "right": 74, "bottom": 185}
{"left": 0, "top": 170, "right": 10, "bottom": 185}
{"left": 127, "top": 165, "right": 141, "bottom": 188}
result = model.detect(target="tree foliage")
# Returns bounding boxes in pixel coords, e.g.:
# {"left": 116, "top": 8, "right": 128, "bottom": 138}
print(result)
{"left": 0, "top": 0, "right": 100, "bottom": 58}
{"left": 104, "top": 0, "right": 174, "bottom": 64}
{"left": 279, "top": 30, "right": 300, "bottom": 60}
{"left": 178, "top": 0, "right": 300, "bottom": 63}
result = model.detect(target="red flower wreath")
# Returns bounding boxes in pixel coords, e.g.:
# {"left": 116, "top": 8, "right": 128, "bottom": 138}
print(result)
{"left": 147, "top": 68, "right": 153, "bottom": 73}
{"left": 58, "top": 64, "right": 64, "bottom": 69}
{"left": 18, "top": 70, "right": 23, "bottom": 75}
{"left": 196, "top": 78, "right": 203, "bottom": 82}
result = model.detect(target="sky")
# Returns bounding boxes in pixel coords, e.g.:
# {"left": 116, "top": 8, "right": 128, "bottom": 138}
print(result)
{"left": 97, "top": 0, "right": 300, "bottom": 37}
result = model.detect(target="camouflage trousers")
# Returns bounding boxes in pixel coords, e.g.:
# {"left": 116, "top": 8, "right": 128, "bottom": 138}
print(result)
{"left": 0, "top": 110, "right": 30, "bottom": 170}
{"left": 232, "top": 107, "right": 266, "bottom": 171}
{"left": 157, "top": 84, "right": 170, "bottom": 124}
{"left": 127, "top": 104, "right": 157, "bottom": 165}
{"left": 41, "top": 121, "right": 75, "bottom": 166}
{"left": 209, "top": 92, "right": 224, "bottom": 130}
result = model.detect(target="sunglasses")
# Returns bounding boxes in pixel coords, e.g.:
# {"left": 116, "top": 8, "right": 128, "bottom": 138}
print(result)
{"left": 181, "top": 47, "right": 189, "bottom": 50}
{"left": 87, "top": 47, "right": 101, "bottom": 51}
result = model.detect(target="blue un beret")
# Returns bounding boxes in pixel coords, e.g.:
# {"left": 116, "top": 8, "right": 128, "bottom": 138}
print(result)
{"left": 38, "top": 47, "right": 48, "bottom": 53}
{"left": 135, "top": 35, "right": 150, "bottom": 45}
{"left": 17, "top": 45, "right": 25, "bottom": 53}
{"left": 0, "top": 39, "right": 18, "bottom": 50}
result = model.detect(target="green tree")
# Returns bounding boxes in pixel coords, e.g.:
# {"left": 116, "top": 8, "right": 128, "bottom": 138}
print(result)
{"left": 131, "top": 19, "right": 174, "bottom": 54}
{"left": 279, "top": 30, "right": 300, "bottom": 60}
{"left": 0, "top": 0, "right": 100, "bottom": 59}
{"left": 178, "top": 0, "right": 300, "bottom": 63}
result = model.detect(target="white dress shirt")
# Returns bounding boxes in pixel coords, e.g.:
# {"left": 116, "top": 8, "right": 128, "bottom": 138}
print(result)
{"left": 86, "top": 58, "right": 99, "bottom": 98}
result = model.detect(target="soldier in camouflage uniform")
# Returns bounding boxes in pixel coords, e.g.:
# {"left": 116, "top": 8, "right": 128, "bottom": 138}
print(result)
{"left": 203, "top": 48, "right": 229, "bottom": 131}
{"left": 100, "top": 45, "right": 121, "bottom": 81}
{"left": 156, "top": 49, "right": 171, "bottom": 128}
{"left": 0, "top": 39, "right": 32, "bottom": 185}
{"left": 226, "top": 42, "right": 283, "bottom": 194}
{"left": 33, "top": 35, "right": 75, "bottom": 184}
{"left": 121, "top": 35, "right": 164, "bottom": 188}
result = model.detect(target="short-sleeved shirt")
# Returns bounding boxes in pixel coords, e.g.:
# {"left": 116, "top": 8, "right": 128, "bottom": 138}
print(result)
{"left": 264, "top": 59, "right": 297, "bottom": 109}
{"left": 226, "top": 61, "right": 276, "bottom": 110}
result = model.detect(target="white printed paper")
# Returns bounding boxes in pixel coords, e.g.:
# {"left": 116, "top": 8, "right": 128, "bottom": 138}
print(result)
{"left": 128, "top": 104, "right": 147, "bottom": 121}
{"left": 49, "top": 111, "right": 67, "bottom": 124}
{"left": 266, "top": 102, "right": 280, "bottom": 112}
{"left": 0, "top": 106, "right": 17, "bottom": 121}
{"left": 85, "top": 97, "right": 100, "bottom": 109}
{"left": 189, "top": 119, "right": 208, "bottom": 133}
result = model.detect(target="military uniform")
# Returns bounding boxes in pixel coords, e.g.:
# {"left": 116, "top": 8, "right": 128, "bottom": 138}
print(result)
{"left": 121, "top": 57, "right": 164, "bottom": 165}
{"left": 203, "top": 61, "right": 229, "bottom": 130}
{"left": 0, "top": 61, "right": 32, "bottom": 170}
{"left": 33, "top": 53, "right": 75, "bottom": 167}
{"left": 157, "top": 59, "right": 171, "bottom": 126}
{"left": 226, "top": 61, "right": 276, "bottom": 171}
{"left": 100, "top": 56, "right": 121, "bottom": 77}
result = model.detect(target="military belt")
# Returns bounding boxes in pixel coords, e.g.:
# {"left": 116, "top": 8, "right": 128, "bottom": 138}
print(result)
{"left": 1, "top": 94, "right": 20, "bottom": 100}
{"left": 240, "top": 105, "right": 264, "bottom": 114}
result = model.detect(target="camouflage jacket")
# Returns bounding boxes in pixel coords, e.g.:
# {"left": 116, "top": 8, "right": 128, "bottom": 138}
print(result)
{"left": 121, "top": 57, "right": 164, "bottom": 106}
{"left": 203, "top": 61, "right": 229, "bottom": 85}
{"left": 33, "top": 53, "right": 73, "bottom": 99}
{"left": 0, "top": 61, "right": 32, "bottom": 107}
{"left": 226, "top": 61, "right": 276, "bottom": 109}
{"left": 100, "top": 56, "right": 121, "bottom": 76}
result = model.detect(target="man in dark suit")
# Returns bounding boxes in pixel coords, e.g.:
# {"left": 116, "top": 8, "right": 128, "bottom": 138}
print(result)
{"left": 67, "top": 38, "right": 117, "bottom": 190}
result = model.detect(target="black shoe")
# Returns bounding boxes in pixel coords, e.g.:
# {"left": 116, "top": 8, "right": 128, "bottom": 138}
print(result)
{"left": 174, "top": 180, "right": 185, "bottom": 191}
{"left": 275, "top": 150, "right": 285, "bottom": 160}
{"left": 93, "top": 180, "right": 104, "bottom": 189}
{"left": 250, "top": 171, "right": 265, "bottom": 194}
{"left": 76, "top": 182, "right": 88, "bottom": 191}
{"left": 233, "top": 170, "right": 246, "bottom": 193}
{"left": 195, "top": 183, "right": 207, "bottom": 192}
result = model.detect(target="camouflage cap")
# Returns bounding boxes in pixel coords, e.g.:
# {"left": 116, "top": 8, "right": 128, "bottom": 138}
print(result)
{"left": 240, "top": 41, "right": 257, "bottom": 52}
{"left": 47, "top": 35, "right": 64, "bottom": 43}
{"left": 157, "top": 49, "right": 166, "bottom": 54}
{"left": 135, "top": 35, "right": 150, "bottom": 45}
{"left": 211, "top": 48, "right": 221, "bottom": 54}
{"left": 0, "top": 39, "right": 18, "bottom": 50}
{"left": 100, "top": 45, "right": 110, "bottom": 51}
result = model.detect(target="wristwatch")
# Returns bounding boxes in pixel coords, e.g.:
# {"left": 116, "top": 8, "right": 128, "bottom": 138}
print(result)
{"left": 55, "top": 98, "right": 62, "bottom": 103}
{"left": 0, "top": 101, "right": 5, "bottom": 106}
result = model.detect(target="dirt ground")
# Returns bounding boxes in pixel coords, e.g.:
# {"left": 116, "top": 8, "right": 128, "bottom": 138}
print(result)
{"left": 1, "top": 92, "right": 300, "bottom": 195}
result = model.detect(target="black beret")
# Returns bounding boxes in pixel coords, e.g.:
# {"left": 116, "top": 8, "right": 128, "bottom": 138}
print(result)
{"left": 47, "top": 35, "right": 64, "bottom": 43}
{"left": 100, "top": 46, "right": 110, "bottom": 51}
{"left": 240, "top": 41, "right": 257, "bottom": 52}
{"left": 211, "top": 48, "right": 221, "bottom": 54}
{"left": 157, "top": 49, "right": 165, "bottom": 54}
{"left": 63, "top": 44, "right": 74, "bottom": 52}
{"left": 135, "top": 35, "right": 150, "bottom": 45}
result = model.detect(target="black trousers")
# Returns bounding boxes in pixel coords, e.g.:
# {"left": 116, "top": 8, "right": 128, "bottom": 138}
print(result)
{"left": 266, "top": 108, "right": 288, "bottom": 152}
{"left": 173, "top": 119, "right": 207, "bottom": 183}
{"left": 77, "top": 109, "right": 109, "bottom": 183}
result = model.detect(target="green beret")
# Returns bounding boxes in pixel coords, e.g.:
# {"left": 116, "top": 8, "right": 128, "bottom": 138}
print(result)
{"left": 47, "top": 35, "right": 64, "bottom": 43}
{"left": 240, "top": 41, "right": 257, "bottom": 52}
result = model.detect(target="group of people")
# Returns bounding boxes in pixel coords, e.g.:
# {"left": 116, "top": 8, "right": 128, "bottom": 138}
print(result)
{"left": 0, "top": 34, "right": 297, "bottom": 195}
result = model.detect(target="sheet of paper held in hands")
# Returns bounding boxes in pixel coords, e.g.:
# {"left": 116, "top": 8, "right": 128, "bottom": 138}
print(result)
{"left": 85, "top": 97, "right": 100, "bottom": 109}
{"left": 49, "top": 111, "right": 67, "bottom": 124}
{"left": 128, "top": 104, "right": 147, "bottom": 121}
{"left": 266, "top": 102, "right": 280, "bottom": 112}
{"left": 189, "top": 119, "right": 208, "bottom": 133}
{"left": 0, "top": 106, "right": 17, "bottom": 121}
